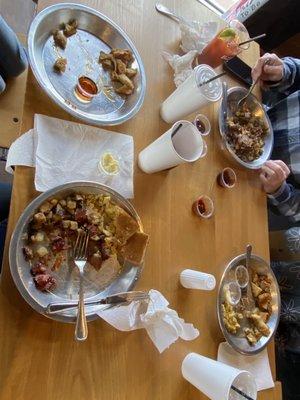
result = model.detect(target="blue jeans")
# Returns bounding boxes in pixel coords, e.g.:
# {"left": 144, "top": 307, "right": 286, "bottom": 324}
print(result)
{"left": 0, "top": 183, "right": 12, "bottom": 266}
{"left": 272, "top": 261, "right": 300, "bottom": 400}
{"left": 0, "top": 15, "right": 28, "bottom": 93}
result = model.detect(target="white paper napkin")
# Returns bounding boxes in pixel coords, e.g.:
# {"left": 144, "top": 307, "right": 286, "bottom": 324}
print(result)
{"left": 97, "top": 289, "right": 200, "bottom": 353}
{"left": 180, "top": 21, "right": 218, "bottom": 53}
{"left": 163, "top": 20, "right": 218, "bottom": 87}
{"left": 162, "top": 50, "right": 198, "bottom": 87}
{"left": 6, "top": 114, "right": 134, "bottom": 198}
{"left": 217, "top": 342, "right": 274, "bottom": 391}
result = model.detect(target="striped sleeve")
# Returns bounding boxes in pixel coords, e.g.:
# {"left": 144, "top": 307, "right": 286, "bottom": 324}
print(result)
{"left": 268, "top": 182, "right": 300, "bottom": 222}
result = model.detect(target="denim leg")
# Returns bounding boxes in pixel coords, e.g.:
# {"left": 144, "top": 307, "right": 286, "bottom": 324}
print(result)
{"left": 0, "top": 218, "right": 7, "bottom": 267}
{"left": 0, "top": 15, "right": 28, "bottom": 79}
{"left": 0, "top": 74, "right": 6, "bottom": 93}
{"left": 0, "top": 182, "right": 12, "bottom": 222}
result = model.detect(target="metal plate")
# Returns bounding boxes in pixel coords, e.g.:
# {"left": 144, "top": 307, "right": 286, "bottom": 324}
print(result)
{"left": 218, "top": 87, "right": 274, "bottom": 169}
{"left": 217, "top": 253, "right": 280, "bottom": 355}
{"left": 9, "top": 182, "right": 144, "bottom": 323}
{"left": 28, "top": 3, "right": 146, "bottom": 126}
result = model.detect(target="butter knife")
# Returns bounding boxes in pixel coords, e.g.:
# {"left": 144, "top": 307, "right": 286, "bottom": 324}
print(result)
{"left": 46, "top": 291, "right": 149, "bottom": 314}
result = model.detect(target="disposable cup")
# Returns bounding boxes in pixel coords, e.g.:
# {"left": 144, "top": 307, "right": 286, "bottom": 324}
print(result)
{"left": 160, "top": 64, "right": 222, "bottom": 123}
{"left": 181, "top": 353, "right": 257, "bottom": 400}
{"left": 192, "top": 195, "right": 214, "bottom": 218}
{"left": 138, "top": 120, "right": 207, "bottom": 174}
{"left": 217, "top": 167, "right": 236, "bottom": 188}
{"left": 193, "top": 114, "right": 211, "bottom": 136}
{"left": 180, "top": 269, "right": 216, "bottom": 290}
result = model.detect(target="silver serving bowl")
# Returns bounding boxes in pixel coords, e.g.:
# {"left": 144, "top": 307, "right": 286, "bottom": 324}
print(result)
{"left": 219, "top": 87, "right": 274, "bottom": 169}
{"left": 217, "top": 253, "right": 280, "bottom": 355}
{"left": 9, "top": 182, "right": 144, "bottom": 323}
{"left": 28, "top": 3, "right": 146, "bottom": 126}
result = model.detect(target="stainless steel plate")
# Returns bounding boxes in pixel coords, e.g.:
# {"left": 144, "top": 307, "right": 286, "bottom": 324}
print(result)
{"left": 28, "top": 3, "right": 146, "bottom": 126}
{"left": 9, "top": 182, "right": 144, "bottom": 323}
{"left": 218, "top": 87, "right": 274, "bottom": 169}
{"left": 217, "top": 253, "right": 280, "bottom": 355}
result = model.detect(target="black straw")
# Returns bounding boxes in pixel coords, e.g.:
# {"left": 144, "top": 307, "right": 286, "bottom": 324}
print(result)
{"left": 231, "top": 385, "right": 254, "bottom": 400}
{"left": 198, "top": 72, "right": 226, "bottom": 88}
{"left": 239, "top": 33, "right": 266, "bottom": 46}
{"left": 171, "top": 123, "right": 183, "bottom": 138}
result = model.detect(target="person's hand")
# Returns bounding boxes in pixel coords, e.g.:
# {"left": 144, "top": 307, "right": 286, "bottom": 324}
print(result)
{"left": 252, "top": 53, "right": 284, "bottom": 84}
{"left": 260, "top": 160, "right": 290, "bottom": 194}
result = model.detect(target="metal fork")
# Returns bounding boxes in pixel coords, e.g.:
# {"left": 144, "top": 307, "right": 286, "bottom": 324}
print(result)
{"left": 237, "top": 58, "right": 272, "bottom": 109}
{"left": 72, "top": 229, "right": 89, "bottom": 341}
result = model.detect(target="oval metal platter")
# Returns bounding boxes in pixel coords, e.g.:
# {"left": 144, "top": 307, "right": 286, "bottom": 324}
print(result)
{"left": 218, "top": 86, "right": 274, "bottom": 170}
{"left": 28, "top": 3, "right": 146, "bottom": 126}
{"left": 9, "top": 182, "right": 144, "bottom": 323}
{"left": 217, "top": 253, "right": 280, "bottom": 355}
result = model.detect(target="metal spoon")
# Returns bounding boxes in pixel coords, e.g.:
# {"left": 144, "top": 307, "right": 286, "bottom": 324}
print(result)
{"left": 236, "top": 77, "right": 260, "bottom": 109}
{"left": 237, "top": 58, "right": 271, "bottom": 109}
{"left": 242, "top": 244, "right": 256, "bottom": 312}
{"left": 245, "top": 244, "right": 252, "bottom": 271}
{"left": 155, "top": 3, "right": 195, "bottom": 27}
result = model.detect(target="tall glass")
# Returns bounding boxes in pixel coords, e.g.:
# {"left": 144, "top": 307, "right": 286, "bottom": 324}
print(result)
{"left": 197, "top": 20, "right": 250, "bottom": 68}
{"left": 160, "top": 64, "right": 222, "bottom": 124}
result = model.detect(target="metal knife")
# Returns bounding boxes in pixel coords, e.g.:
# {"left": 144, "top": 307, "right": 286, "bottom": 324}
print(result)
{"left": 46, "top": 291, "right": 149, "bottom": 314}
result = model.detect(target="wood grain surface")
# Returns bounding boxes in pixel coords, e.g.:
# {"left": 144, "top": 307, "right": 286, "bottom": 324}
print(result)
{"left": 0, "top": 1, "right": 281, "bottom": 399}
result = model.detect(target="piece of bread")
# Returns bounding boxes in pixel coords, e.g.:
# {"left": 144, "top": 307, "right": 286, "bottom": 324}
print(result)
{"left": 114, "top": 207, "right": 139, "bottom": 244}
{"left": 249, "top": 313, "right": 270, "bottom": 336}
{"left": 251, "top": 282, "right": 263, "bottom": 298}
{"left": 120, "top": 231, "right": 149, "bottom": 265}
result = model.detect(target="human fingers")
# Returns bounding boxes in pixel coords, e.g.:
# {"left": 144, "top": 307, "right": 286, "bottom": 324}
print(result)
{"left": 273, "top": 160, "right": 290, "bottom": 176}
{"left": 264, "top": 160, "right": 287, "bottom": 181}
{"left": 261, "top": 165, "right": 276, "bottom": 177}
{"left": 262, "top": 64, "right": 283, "bottom": 81}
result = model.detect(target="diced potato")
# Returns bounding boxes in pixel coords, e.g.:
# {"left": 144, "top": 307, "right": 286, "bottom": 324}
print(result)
{"left": 36, "top": 246, "right": 48, "bottom": 257}
{"left": 39, "top": 202, "right": 52, "bottom": 213}
{"left": 67, "top": 200, "right": 76, "bottom": 210}
{"left": 31, "top": 232, "right": 44, "bottom": 242}
{"left": 62, "top": 220, "right": 71, "bottom": 229}
{"left": 33, "top": 212, "right": 47, "bottom": 224}
{"left": 69, "top": 221, "right": 78, "bottom": 230}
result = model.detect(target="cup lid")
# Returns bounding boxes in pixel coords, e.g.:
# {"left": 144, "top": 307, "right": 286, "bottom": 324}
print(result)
{"left": 195, "top": 65, "right": 222, "bottom": 102}
{"left": 206, "top": 275, "right": 216, "bottom": 290}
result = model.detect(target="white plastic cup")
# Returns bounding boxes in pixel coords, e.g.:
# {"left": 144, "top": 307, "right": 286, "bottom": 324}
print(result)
{"left": 160, "top": 64, "right": 222, "bottom": 124}
{"left": 138, "top": 120, "right": 207, "bottom": 174}
{"left": 180, "top": 269, "right": 216, "bottom": 290}
{"left": 182, "top": 353, "right": 257, "bottom": 400}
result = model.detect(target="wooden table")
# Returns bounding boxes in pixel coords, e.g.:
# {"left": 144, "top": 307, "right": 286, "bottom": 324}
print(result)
{"left": 0, "top": 1, "right": 282, "bottom": 399}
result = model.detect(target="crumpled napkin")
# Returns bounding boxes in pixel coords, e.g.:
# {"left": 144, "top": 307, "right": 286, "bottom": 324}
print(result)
{"left": 162, "top": 50, "right": 198, "bottom": 87}
{"left": 180, "top": 21, "right": 218, "bottom": 53}
{"left": 162, "top": 20, "right": 218, "bottom": 87}
{"left": 6, "top": 114, "right": 134, "bottom": 198}
{"left": 98, "top": 289, "right": 200, "bottom": 353}
{"left": 217, "top": 342, "right": 274, "bottom": 391}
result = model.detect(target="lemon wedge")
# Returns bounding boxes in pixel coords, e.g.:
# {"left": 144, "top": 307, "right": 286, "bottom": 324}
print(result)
{"left": 219, "top": 27, "right": 237, "bottom": 41}
{"left": 100, "top": 152, "right": 120, "bottom": 175}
